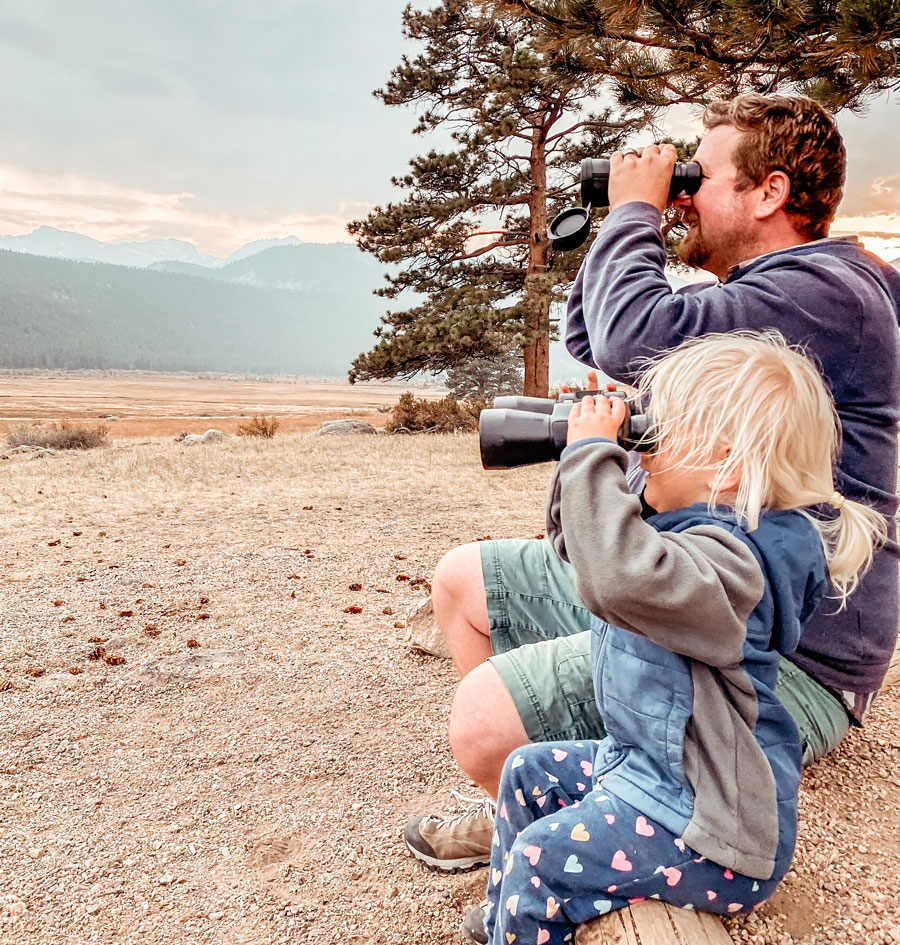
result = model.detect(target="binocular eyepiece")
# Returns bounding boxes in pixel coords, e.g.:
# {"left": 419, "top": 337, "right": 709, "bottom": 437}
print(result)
{"left": 479, "top": 390, "right": 655, "bottom": 470}
{"left": 549, "top": 155, "right": 702, "bottom": 251}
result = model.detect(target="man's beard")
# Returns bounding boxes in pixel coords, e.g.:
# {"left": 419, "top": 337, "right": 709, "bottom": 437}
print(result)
{"left": 676, "top": 215, "right": 712, "bottom": 270}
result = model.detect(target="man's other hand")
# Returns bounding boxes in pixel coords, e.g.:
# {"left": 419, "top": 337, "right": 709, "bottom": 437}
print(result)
{"left": 608, "top": 144, "right": 678, "bottom": 214}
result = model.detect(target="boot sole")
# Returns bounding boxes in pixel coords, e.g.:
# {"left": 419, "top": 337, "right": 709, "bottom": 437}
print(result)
{"left": 405, "top": 841, "right": 490, "bottom": 873}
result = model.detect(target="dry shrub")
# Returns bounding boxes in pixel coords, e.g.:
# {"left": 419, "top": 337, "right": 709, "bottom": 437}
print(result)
{"left": 236, "top": 415, "right": 280, "bottom": 438}
{"left": 385, "top": 393, "right": 488, "bottom": 434}
{"left": 6, "top": 422, "right": 109, "bottom": 450}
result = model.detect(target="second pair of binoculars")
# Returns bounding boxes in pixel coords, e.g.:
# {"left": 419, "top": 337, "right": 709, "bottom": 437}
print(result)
{"left": 479, "top": 389, "right": 655, "bottom": 470}
{"left": 549, "top": 154, "right": 702, "bottom": 251}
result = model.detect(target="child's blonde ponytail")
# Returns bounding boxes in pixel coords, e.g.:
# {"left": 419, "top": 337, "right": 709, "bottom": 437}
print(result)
{"left": 812, "top": 493, "right": 887, "bottom": 605}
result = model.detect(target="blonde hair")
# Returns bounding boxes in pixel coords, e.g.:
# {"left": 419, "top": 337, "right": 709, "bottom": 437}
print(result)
{"left": 636, "top": 331, "right": 886, "bottom": 603}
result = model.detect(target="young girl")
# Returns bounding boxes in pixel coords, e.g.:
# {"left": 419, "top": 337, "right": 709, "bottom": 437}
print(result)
{"left": 463, "top": 331, "right": 886, "bottom": 945}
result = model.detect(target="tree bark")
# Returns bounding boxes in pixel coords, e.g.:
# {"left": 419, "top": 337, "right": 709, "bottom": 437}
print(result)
{"left": 522, "top": 112, "right": 552, "bottom": 399}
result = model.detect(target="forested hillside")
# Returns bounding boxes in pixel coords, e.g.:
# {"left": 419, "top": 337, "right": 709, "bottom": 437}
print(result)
{"left": 0, "top": 248, "right": 386, "bottom": 375}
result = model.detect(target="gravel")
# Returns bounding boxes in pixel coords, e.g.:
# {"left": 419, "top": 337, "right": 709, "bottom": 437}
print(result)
{"left": 0, "top": 434, "right": 897, "bottom": 945}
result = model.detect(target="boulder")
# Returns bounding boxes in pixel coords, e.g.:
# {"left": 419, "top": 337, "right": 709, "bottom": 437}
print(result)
{"left": 405, "top": 597, "right": 450, "bottom": 659}
{"left": 316, "top": 419, "right": 378, "bottom": 436}
{"left": 180, "top": 429, "right": 229, "bottom": 446}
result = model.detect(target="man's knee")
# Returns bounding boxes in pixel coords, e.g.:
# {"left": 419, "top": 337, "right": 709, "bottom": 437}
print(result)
{"left": 432, "top": 542, "right": 488, "bottom": 631}
{"left": 448, "top": 662, "right": 528, "bottom": 792}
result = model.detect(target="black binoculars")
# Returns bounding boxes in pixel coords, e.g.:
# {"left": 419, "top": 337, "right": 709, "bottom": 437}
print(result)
{"left": 549, "top": 156, "right": 702, "bottom": 251}
{"left": 479, "top": 389, "right": 655, "bottom": 470}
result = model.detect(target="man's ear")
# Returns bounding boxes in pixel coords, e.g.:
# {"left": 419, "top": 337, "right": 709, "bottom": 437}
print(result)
{"left": 753, "top": 170, "right": 791, "bottom": 221}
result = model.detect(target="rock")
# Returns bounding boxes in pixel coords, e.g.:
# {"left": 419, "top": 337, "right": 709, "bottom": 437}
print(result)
{"left": 316, "top": 419, "right": 378, "bottom": 436}
{"left": 405, "top": 597, "right": 450, "bottom": 659}
{"left": 180, "top": 429, "right": 229, "bottom": 446}
{"left": 103, "top": 415, "right": 121, "bottom": 422}
{"left": 10, "top": 445, "right": 55, "bottom": 457}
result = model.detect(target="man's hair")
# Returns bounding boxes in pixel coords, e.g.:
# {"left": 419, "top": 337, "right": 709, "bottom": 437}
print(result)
{"left": 703, "top": 93, "right": 846, "bottom": 241}
{"left": 636, "top": 331, "right": 885, "bottom": 601}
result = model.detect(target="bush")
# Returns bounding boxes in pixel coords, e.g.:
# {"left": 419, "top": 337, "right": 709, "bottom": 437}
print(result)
{"left": 6, "top": 422, "right": 109, "bottom": 450}
{"left": 385, "top": 393, "right": 487, "bottom": 434}
{"left": 235, "top": 415, "right": 280, "bottom": 438}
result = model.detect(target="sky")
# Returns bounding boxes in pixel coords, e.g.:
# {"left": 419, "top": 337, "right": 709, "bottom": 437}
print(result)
{"left": 0, "top": 0, "right": 899, "bottom": 260}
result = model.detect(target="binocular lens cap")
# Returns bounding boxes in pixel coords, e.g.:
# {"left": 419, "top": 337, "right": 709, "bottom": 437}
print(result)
{"left": 549, "top": 207, "right": 591, "bottom": 251}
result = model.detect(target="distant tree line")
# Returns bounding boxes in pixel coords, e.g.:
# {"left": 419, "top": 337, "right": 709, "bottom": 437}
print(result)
{"left": 0, "top": 250, "right": 385, "bottom": 376}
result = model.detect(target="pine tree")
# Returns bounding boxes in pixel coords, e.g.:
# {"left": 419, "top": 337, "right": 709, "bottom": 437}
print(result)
{"left": 348, "top": 0, "right": 640, "bottom": 397}
{"left": 445, "top": 348, "right": 526, "bottom": 399}
{"left": 491, "top": 0, "right": 900, "bottom": 112}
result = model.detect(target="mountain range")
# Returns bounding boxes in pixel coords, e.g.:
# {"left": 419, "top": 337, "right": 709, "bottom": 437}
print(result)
{"left": 0, "top": 226, "right": 308, "bottom": 270}
{"left": 0, "top": 227, "right": 593, "bottom": 380}
{"left": 0, "top": 237, "right": 392, "bottom": 377}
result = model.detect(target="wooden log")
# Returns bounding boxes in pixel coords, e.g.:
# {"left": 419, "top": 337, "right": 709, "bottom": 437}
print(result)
{"left": 576, "top": 900, "right": 733, "bottom": 945}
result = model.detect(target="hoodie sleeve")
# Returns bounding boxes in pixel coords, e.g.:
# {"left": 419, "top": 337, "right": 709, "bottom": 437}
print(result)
{"left": 546, "top": 439, "right": 765, "bottom": 668}
{"left": 565, "top": 203, "right": 872, "bottom": 385}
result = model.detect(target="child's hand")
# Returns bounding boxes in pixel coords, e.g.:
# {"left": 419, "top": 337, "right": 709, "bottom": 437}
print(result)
{"left": 567, "top": 394, "right": 627, "bottom": 446}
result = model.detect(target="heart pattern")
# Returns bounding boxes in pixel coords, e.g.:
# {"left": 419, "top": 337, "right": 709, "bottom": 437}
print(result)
{"left": 611, "top": 850, "right": 633, "bottom": 872}
{"left": 634, "top": 816, "right": 655, "bottom": 837}
{"left": 551, "top": 748, "right": 568, "bottom": 762}
{"left": 580, "top": 759, "right": 593, "bottom": 777}
{"left": 511, "top": 754, "right": 524, "bottom": 769}
{"left": 506, "top": 895, "right": 519, "bottom": 916}
{"left": 592, "top": 899, "right": 613, "bottom": 915}
{"left": 564, "top": 854, "right": 583, "bottom": 873}
{"left": 662, "top": 866, "right": 682, "bottom": 887}
{"left": 514, "top": 788, "right": 526, "bottom": 807}
{"left": 727, "top": 903, "right": 743, "bottom": 913}
{"left": 522, "top": 845, "right": 542, "bottom": 866}
{"left": 537, "top": 931, "right": 550, "bottom": 945}
{"left": 531, "top": 876, "right": 541, "bottom": 888}
{"left": 570, "top": 823, "right": 590, "bottom": 842}
{"left": 546, "top": 896, "right": 560, "bottom": 919}
{"left": 492, "top": 868, "right": 502, "bottom": 885}
{"left": 604, "top": 814, "right": 615, "bottom": 825}
{"left": 505, "top": 934, "right": 516, "bottom": 944}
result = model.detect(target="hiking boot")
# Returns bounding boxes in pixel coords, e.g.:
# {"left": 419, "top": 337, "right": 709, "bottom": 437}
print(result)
{"left": 461, "top": 900, "right": 490, "bottom": 944}
{"left": 404, "top": 793, "right": 495, "bottom": 872}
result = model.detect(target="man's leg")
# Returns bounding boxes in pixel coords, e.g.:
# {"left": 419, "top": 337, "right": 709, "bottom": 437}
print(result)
{"left": 449, "top": 661, "right": 528, "bottom": 798}
{"left": 405, "top": 539, "right": 599, "bottom": 871}
{"left": 432, "top": 542, "right": 493, "bottom": 677}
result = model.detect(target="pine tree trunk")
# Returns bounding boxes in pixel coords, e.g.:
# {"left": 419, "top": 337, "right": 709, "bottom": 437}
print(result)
{"left": 522, "top": 117, "right": 552, "bottom": 399}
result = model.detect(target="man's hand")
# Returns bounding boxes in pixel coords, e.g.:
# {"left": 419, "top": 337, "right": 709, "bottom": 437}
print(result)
{"left": 608, "top": 144, "right": 678, "bottom": 214}
{"left": 567, "top": 394, "right": 626, "bottom": 446}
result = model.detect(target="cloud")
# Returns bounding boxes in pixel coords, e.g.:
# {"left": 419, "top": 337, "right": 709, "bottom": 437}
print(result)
{"left": 0, "top": 164, "right": 357, "bottom": 254}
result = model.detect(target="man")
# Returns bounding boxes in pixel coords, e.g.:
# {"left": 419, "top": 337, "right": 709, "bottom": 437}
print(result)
{"left": 404, "top": 93, "right": 900, "bottom": 872}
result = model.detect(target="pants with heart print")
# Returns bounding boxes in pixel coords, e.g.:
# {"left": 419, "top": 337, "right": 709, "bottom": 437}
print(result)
{"left": 483, "top": 740, "right": 780, "bottom": 945}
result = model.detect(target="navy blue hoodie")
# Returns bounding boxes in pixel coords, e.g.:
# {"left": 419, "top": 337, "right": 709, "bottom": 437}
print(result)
{"left": 566, "top": 202, "right": 900, "bottom": 719}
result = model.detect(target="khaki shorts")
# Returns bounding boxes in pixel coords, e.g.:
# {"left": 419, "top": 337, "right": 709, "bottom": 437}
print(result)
{"left": 484, "top": 538, "right": 851, "bottom": 765}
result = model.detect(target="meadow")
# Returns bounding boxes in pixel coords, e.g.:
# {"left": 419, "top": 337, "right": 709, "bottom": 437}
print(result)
{"left": 0, "top": 380, "right": 898, "bottom": 945}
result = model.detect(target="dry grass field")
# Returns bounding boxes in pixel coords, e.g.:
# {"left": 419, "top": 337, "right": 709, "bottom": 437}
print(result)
{"left": 0, "top": 372, "right": 446, "bottom": 438}
{"left": 1, "top": 391, "right": 899, "bottom": 944}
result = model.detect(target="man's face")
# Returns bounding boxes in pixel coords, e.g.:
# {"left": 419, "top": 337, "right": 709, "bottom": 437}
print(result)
{"left": 675, "top": 125, "right": 757, "bottom": 279}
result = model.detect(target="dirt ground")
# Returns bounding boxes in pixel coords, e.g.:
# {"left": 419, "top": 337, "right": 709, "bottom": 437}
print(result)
{"left": 1, "top": 416, "right": 899, "bottom": 944}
